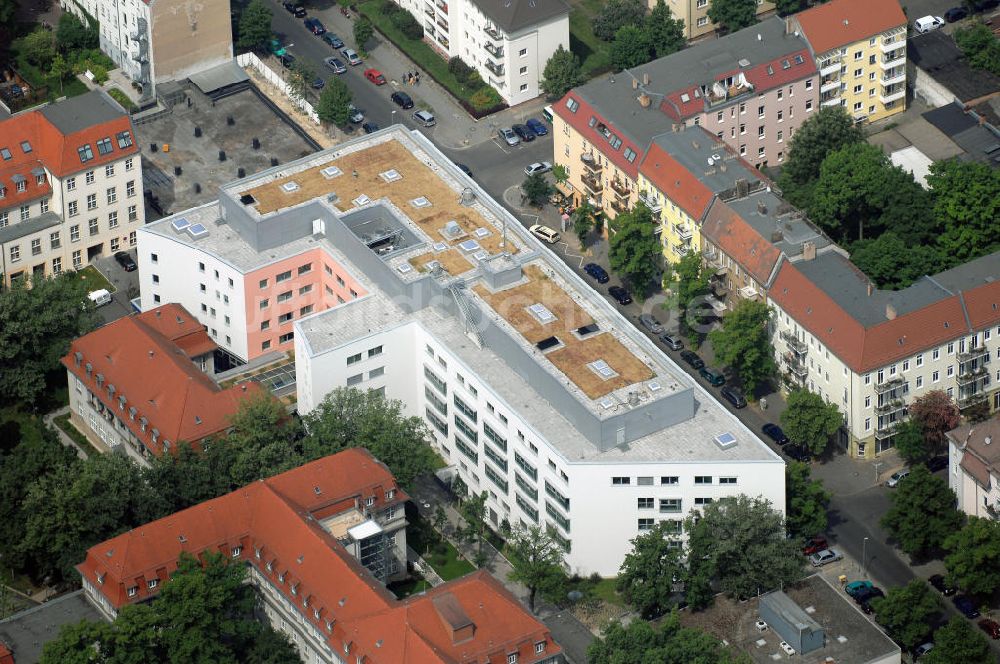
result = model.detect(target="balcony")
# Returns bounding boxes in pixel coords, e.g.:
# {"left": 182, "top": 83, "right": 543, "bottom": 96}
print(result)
{"left": 875, "top": 398, "right": 906, "bottom": 416}
{"left": 610, "top": 179, "right": 630, "bottom": 197}
{"left": 879, "top": 37, "right": 903, "bottom": 54}
{"left": 874, "top": 376, "right": 906, "bottom": 395}
{"left": 957, "top": 365, "right": 988, "bottom": 385}
{"left": 958, "top": 346, "right": 990, "bottom": 363}
{"left": 986, "top": 504, "right": 1000, "bottom": 521}
{"left": 485, "top": 60, "right": 503, "bottom": 77}
{"left": 581, "top": 173, "right": 603, "bottom": 194}
{"left": 580, "top": 153, "right": 602, "bottom": 173}
{"left": 958, "top": 392, "right": 987, "bottom": 410}
{"left": 819, "top": 58, "right": 842, "bottom": 76}
{"left": 820, "top": 76, "right": 841, "bottom": 93}
{"left": 821, "top": 95, "right": 842, "bottom": 107}
{"left": 638, "top": 191, "right": 661, "bottom": 214}
{"left": 484, "top": 42, "right": 503, "bottom": 59}
{"left": 881, "top": 69, "right": 905, "bottom": 86}
{"left": 781, "top": 330, "right": 807, "bottom": 355}
{"left": 670, "top": 243, "right": 689, "bottom": 258}
{"left": 879, "top": 85, "right": 905, "bottom": 104}
{"left": 881, "top": 50, "right": 906, "bottom": 70}
{"left": 784, "top": 353, "right": 807, "bottom": 378}
{"left": 738, "top": 284, "right": 759, "bottom": 300}
{"left": 424, "top": 7, "right": 434, "bottom": 17}
{"left": 484, "top": 24, "right": 503, "bottom": 41}
{"left": 435, "top": 0, "right": 448, "bottom": 13}
{"left": 611, "top": 199, "right": 628, "bottom": 214}
{"left": 673, "top": 223, "right": 693, "bottom": 240}
{"left": 874, "top": 420, "right": 900, "bottom": 439}
{"left": 436, "top": 18, "right": 449, "bottom": 32}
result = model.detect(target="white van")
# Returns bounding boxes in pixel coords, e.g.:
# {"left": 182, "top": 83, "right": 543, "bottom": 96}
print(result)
{"left": 542, "top": 105, "right": 554, "bottom": 123}
{"left": 914, "top": 15, "right": 944, "bottom": 33}
{"left": 88, "top": 289, "right": 112, "bottom": 307}
{"left": 529, "top": 224, "right": 560, "bottom": 244}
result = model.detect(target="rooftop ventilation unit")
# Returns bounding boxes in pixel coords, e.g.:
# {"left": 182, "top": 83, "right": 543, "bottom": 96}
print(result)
{"left": 411, "top": 196, "right": 432, "bottom": 208}
{"left": 239, "top": 194, "right": 255, "bottom": 205}
{"left": 458, "top": 239, "right": 481, "bottom": 253}
{"left": 397, "top": 263, "right": 413, "bottom": 274}
{"left": 648, "top": 380, "right": 662, "bottom": 392}
{"left": 432, "top": 241, "right": 448, "bottom": 252}
{"left": 474, "top": 227, "right": 491, "bottom": 239}
{"left": 171, "top": 217, "right": 191, "bottom": 231}
{"left": 577, "top": 323, "right": 599, "bottom": 336}
{"left": 320, "top": 166, "right": 342, "bottom": 179}
{"left": 442, "top": 220, "right": 464, "bottom": 239}
{"left": 281, "top": 181, "right": 300, "bottom": 193}
{"left": 536, "top": 336, "right": 560, "bottom": 351}
{"left": 379, "top": 169, "right": 402, "bottom": 182}
{"left": 187, "top": 223, "right": 209, "bottom": 239}
{"left": 588, "top": 359, "right": 617, "bottom": 380}
{"left": 599, "top": 397, "right": 615, "bottom": 410}
{"left": 528, "top": 303, "right": 556, "bottom": 324}
{"left": 738, "top": 58, "right": 751, "bottom": 67}
{"left": 680, "top": 93, "right": 690, "bottom": 103}
{"left": 352, "top": 194, "right": 371, "bottom": 207}
{"left": 473, "top": 250, "right": 489, "bottom": 261}
{"left": 714, "top": 432, "right": 737, "bottom": 450}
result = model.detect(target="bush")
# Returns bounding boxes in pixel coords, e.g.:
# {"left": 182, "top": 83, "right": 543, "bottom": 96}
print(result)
{"left": 106, "top": 88, "right": 137, "bottom": 111}
{"left": 380, "top": 0, "right": 401, "bottom": 14}
{"left": 390, "top": 9, "right": 423, "bottom": 40}
{"left": 469, "top": 86, "right": 502, "bottom": 111}
{"left": 448, "top": 56, "right": 476, "bottom": 84}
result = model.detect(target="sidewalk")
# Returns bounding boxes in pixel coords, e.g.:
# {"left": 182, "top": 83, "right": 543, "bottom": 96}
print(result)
{"left": 42, "top": 406, "right": 89, "bottom": 460}
{"left": 315, "top": 6, "right": 551, "bottom": 150}
{"left": 409, "top": 475, "right": 595, "bottom": 664}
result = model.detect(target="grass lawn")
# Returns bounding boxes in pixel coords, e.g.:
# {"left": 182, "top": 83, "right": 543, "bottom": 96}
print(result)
{"left": 567, "top": 0, "right": 612, "bottom": 77}
{"left": 54, "top": 413, "right": 95, "bottom": 454}
{"left": 11, "top": 51, "right": 89, "bottom": 103}
{"left": 591, "top": 577, "right": 624, "bottom": 605}
{"left": 408, "top": 512, "right": 476, "bottom": 581}
{"left": 71, "top": 265, "right": 114, "bottom": 293}
{"left": 107, "top": 87, "right": 137, "bottom": 111}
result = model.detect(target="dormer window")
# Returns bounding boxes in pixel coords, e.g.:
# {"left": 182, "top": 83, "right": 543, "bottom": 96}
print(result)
{"left": 127, "top": 586, "right": 138, "bottom": 597}
{"left": 96, "top": 137, "right": 113, "bottom": 155}
{"left": 231, "top": 545, "right": 242, "bottom": 557}
{"left": 147, "top": 579, "right": 158, "bottom": 590}
{"left": 266, "top": 561, "right": 274, "bottom": 572}
{"left": 35, "top": 173, "right": 45, "bottom": 185}
{"left": 535, "top": 642, "right": 545, "bottom": 654}
{"left": 507, "top": 654, "right": 518, "bottom": 664}
{"left": 278, "top": 573, "right": 285, "bottom": 583}
{"left": 255, "top": 547, "right": 262, "bottom": 559}
{"left": 15, "top": 179, "right": 25, "bottom": 192}
{"left": 344, "top": 642, "right": 351, "bottom": 655}
{"left": 313, "top": 608, "right": 320, "bottom": 619}
{"left": 97, "top": 572, "right": 105, "bottom": 585}
{"left": 385, "top": 489, "right": 395, "bottom": 501}
{"left": 78, "top": 144, "right": 94, "bottom": 163}
{"left": 365, "top": 497, "right": 375, "bottom": 507}
{"left": 290, "top": 583, "right": 298, "bottom": 596}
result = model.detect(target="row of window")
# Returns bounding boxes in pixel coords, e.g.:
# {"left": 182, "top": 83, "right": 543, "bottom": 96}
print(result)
{"left": 611, "top": 475, "right": 736, "bottom": 486}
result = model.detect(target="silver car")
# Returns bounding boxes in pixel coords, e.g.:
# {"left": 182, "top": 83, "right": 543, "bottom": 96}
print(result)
{"left": 809, "top": 548, "right": 843, "bottom": 567}
{"left": 324, "top": 57, "right": 346, "bottom": 74}
{"left": 412, "top": 110, "right": 436, "bottom": 127}
{"left": 498, "top": 127, "right": 519, "bottom": 146}
{"left": 639, "top": 313, "right": 664, "bottom": 335}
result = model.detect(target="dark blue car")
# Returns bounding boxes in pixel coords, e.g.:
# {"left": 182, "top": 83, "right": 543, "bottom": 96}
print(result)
{"left": 322, "top": 33, "right": 344, "bottom": 48}
{"left": 584, "top": 262, "right": 609, "bottom": 283}
{"left": 954, "top": 595, "right": 981, "bottom": 619}
{"left": 526, "top": 118, "right": 548, "bottom": 136}
{"left": 762, "top": 423, "right": 790, "bottom": 445}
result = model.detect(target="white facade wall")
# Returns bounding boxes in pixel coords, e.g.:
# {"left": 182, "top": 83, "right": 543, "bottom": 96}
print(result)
{"left": 136, "top": 229, "right": 249, "bottom": 361}
{"left": 949, "top": 439, "right": 1000, "bottom": 519}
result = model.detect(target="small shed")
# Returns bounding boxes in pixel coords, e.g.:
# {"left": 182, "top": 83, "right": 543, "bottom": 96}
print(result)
{"left": 759, "top": 590, "right": 824, "bottom": 655}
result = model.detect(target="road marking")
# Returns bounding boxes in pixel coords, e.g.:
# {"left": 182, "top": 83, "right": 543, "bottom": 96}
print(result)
{"left": 492, "top": 137, "right": 510, "bottom": 154}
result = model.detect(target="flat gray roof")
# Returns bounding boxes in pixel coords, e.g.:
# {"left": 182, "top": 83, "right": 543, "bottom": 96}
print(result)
{"left": 39, "top": 90, "right": 126, "bottom": 135}
{"left": 908, "top": 31, "right": 1000, "bottom": 104}
{"left": 0, "top": 591, "right": 105, "bottom": 664}
{"left": 188, "top": 60, "right": 250, "bottom": 95}
{"left": 649, "top": 127, "right": 761, "bottom": 194}
{"left": 725, "top": 189, "right": 830, "bottom": 260}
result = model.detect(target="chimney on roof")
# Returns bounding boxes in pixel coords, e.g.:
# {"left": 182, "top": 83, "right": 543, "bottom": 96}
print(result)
{"left": 632, "top": 78, "right": 638, "bottom": 90}
{"left": 757, "top": 200, "right": 767, "bottom": 215}
{"left": 638, "top": 93, "right": 651, "bottom": 108}
{"left": 885, "top": 303, "right": 897, "bottom": 320}
{"left": 867, "top": 282, "right": 874, "bottom": 296}
{"left": 643, "top": 72, "right": 650, "bottom": 85}
{"left": 802, "top": 241, "right": 816, "bottom": 261}
{"left": 241, "top": 384, "right": 247, "bottom": 391}
{"left": 148, "top": 350, "right": 154, "bottom": 358}
{"left": 987, "top": 436, "right": 993, "bottom": 445}
{"left": 155, "top": 310, "right": 161, "bottom": 317}
{"left": 771, "top": 230, "right": 784, "bottom": 243}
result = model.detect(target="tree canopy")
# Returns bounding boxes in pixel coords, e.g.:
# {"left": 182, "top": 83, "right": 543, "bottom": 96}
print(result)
{"left": 592, "top": 0, "right": 647, "bottom": 41}
{"left": 354, "top": 18, "right": 374, "bottom": 52}
{"left": 892, "top": 420, "right": 932, "bottom": 466}
{"left": 588, "top": 611, "right": 749, "bottom": 664}
{"left": 57, "top": 12, "right": 99, "bottom": 51}
{"left": 927, "top": 159, "right": 1000, "bottom": 262}
{"left": 908, "top": 390, "right": 960, "bottom": 453}
{"left": 870, "top": 580, "right": 941, "bottom": 652}
{"left": 923, "top": 616, "right": 994, "bottom": 664}
{"left": 236, "top": 0, "right": 273, "bottom": 52}
{"left": 708, "top": 299, "right": 775, "bottom": 395}
{"left": 647, "top": 0, "right": 685, "bottom": 58}
{"left": 608, "top": 203, "right": 661, "bottom": 296}
{"left": 778, "top": 106, "right": 864, "bottom": 203}
{"left": 611, "top": 24, "right": 655, "bottom": 70}
{"left": 943, "top": 517, "right": 1000, "bottom": 597}
{"left": 674, "top": 251, "right": 710, "bottom": 336}
{"left": 707, "top": 0, "right": 758, "bottom": 34}
{"left": 953, "top": 22, "right": 1000, "bottom": 77}
{"left": 572, "top": 201, "right": 599, "bottom": 246}
{"left": 505, "top": 525, "right": 567, "bottom": 613}
{"left": 522, "top": 172, "right": 553, "bottom": 206}
{"left": 785, "top": 461, "right": 830, "bottom": 540}
{"left": 849, "top": 233, "right": 945, "bottom": 292}
{"left": 317, "top": 77, "right": 353, "bottom": 126}
{"left": 617, "top": 522, "right": 685, "bottom": 618}
{"left": 226, "top": 392, "right": 304, "bottom": 487}
{"left": 881, "top": 464, "right": 964, "bottom": 558}
{"left": 779, "top": 389, "right": 842, "bottom": 456}
{"left": 541, "top": 45, "right": 585, "bottom": 99}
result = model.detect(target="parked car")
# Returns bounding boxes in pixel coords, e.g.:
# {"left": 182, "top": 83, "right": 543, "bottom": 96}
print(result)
{"left": 638, "top": 314, "right": 664, "bottom": 335}
{"left": 809, "top": 548, "right": 843, "bottom": 567}
{"left": 391, "top": 91, "right": 414, "bottom": 109}
{"left": 322, "top": 33, "right": 344, "bottom": 48}
{"left": 953, "top": 595, "right": 981, "bottom": 619}
{"left": 283, "top": 2, "right": 305, "bottom": 16}
{"left": 943, "top": 6, "right": 968, "bottom": 20}
{"left": 914, "top": 15, "right": 945, "bottom": 32}
{"left": 529, "top": 224, "right": 560, "bottom": 244}
{"left": 784, "top": 445, "right": 812, "bottom": 463}
{"left": 525, "top": 118, "right": 548, "bottom": 136}
{"left": 859, "top": 597, "right": 878, "bottom": 615}
{"left": 311, "top": 76, "right": 325, "bottom": 89}
{"left": 584, "top": 263, "right": 609, "bottom": 284}
{"left": 929, "top": 574, "right": 957, "bottom": 596}
{"left": 114, "top": 251, "right": 137, "bottom": 271}
{"left": 926, "top": 455, "right": 948, "bottom": 472}
{"left": 512, "top": 124, "right": 535, "bottom": 142}
{"left": 324, "top": 57, "right": 347, "bottom": 74}
{"left": 348, "top": 104, "right": 364, "bottom": 124}
{"left": 498, "top": 127, "right": 519, "bottom": 146}
{"left": 279, "top": 53, "right": 296, "bottom": 68}
{"left": 362, "top": 122, "right": 379, "bottom": 134}
{"left": 304, "top": 17, "right": 326, "bottom": 34}
{"left": 660, "top": 332, "right": 683, "bottom": 351}
{"left": 363, "top": 68, "right": 386, "bottom": 85}
{"left": 608, "top": 286, "right": 633, "bottom": 305}
{"left": 762, "top": 423, "right": 790, "bottom": 446}
{"left": 412, "top": 110, "right": 436, "bottom": 127}
{"left": 803, "top": 536, "right": 829, "bottom": 556}
{"left": 455, "top": 163, "right": 473, "bottom": 178}
{"left": 699, "top": 366, "right": 725, "bottom": 386}
{"left": 679, "top": 350, "right": 704, "bottom": 370}
{"left": 977, "top": 618, "right": 1000, "bottom": 639}
{"left": 282, "top": 1, "right": 297, "bottom": 11}
{"left": 854, "top": 587, "right": 884, "bottom": 605}
{"left": 524, "top": 161, "right": 553, "bottom": 176}
{"left": 720, "top": 386, "right": 747, "bottom": 408}
{"left": 340, "top": 48, "right": 362, "bottom": 65}
{"left": 886, "top": 469, "right": 910, "bottom": 488}
{"left": 913, "top": 642, "right": 934, "bottom": 658}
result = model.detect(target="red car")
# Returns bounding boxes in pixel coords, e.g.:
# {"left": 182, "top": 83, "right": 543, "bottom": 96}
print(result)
{"left": 802, "top": 535, "right": 829, "bottom": 556}
{"left": 978, "top": 619, "right": 1000, "bottom": 639}
{"left": 364, "top": 68, "right": 386, "bottom": 85}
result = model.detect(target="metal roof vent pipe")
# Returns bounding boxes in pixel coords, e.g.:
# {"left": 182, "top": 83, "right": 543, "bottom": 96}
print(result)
{"left": 194, "top": 126, "right": 202, "bottom": 137}
{"left": 632, "top": 78, "right": 638, "bottom": 90}
{"left": 986, "top": 436, "right": 993, "bottom": 445}
{"left": 238, "top": 167, "right": 246, "bottom": 178}
{"left": 638, "top": 93, "right": 651, "bottom": 108}
{"left": 642, "top": 72, "right": 650, "bottom": 85}
{"left": 219, "top": 150, "right": 226, "bottom": 162}
{"left": 252, "top": 137, "right": 260, "bottom": 150}
{"left": 174, "top": 166, "right": 182, "bottom": 176}
{"left": 194, "top": 183, "right": 201, "bottom": 194}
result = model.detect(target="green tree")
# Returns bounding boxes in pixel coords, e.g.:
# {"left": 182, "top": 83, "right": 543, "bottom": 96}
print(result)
{"left": 317, "top": 77, "right": 353, "bottom": 126}
{"left": 675, "top": 250, "right": 710, "bottom": 336}
{"left": 39, "top": 619, "right": 114, "bottom": 663}
{"left": 552, "top": 163, "right": 569, "bottom": 185}
{"left": 785, "top": 461, "right": 831, "bottom": 540}
{"left": 708, "top": 299, "right": 775, "bottom": 395}
{"left": 849, "top": 232, "right": 946, "bottom": 290}
{"left": 521, "top": 172, "right": 552, "bottom": 206}
{"left": 237, "top": 0, "right": 274, "bottom": 52}
{"left": 56, "top": 12, "right": 99, "bottom": 51}
{"left": 893, "top": 420, "right": 931, "bottom": 466}
{"left": 881, "top": 464, "right": 964, "bottom": 558}
{"left": 225, "top": 392, "right": 303, "bottom": 487}
{"left": 779, "top": 389, "right": 842, "bottom": 456}
{"left": 954, "top": 22, "right": 1000, "bottom": 76}
{"left": 459, "top": 490, "right": 489, "bottom": 566}
{"left": 686, "top": 495, "right": 803, "bottom": 605}
{"left": 608, "top": 202, "right": 661, "bottom": 295}
{"left": 611, "top": 24, "right": 654, "bottom": 70}
{"left": 572, "top": 201, "right": 598, "bottom": 246}
{"left": 773, "top": 0, "right": 807, "bottom": 16}
{"left": 302, "top": 387, "right": 438, "bottom": 489}
{"left": 809, "top": 142, "right": 933, "bottom": 243}
{"left": 927, "top": 159, "right": 1000, "bottom": 262}
{"left": 616, "top": 521, "right": 685, "bottom": 618}
{"left": 540, "top": 45, "right": 585, "bottom": 99}
{"left": 943, "top": 517, "right": 1000, "bottom": 597}
{"left": 0, "top": 273, "right": 97, "bottom": 405}
{"left": 924, "top": 616, "right": 994, "bottom": 664}
{"left": 144, "top": 441, "right": 236, "bottom": 515}
{"left": 588, "top": 610, "right": 749, "bottom": 663}
{"left": 646, "top": 0, "right": 685, "bottom": 58}
{"left": 505, "top": 525, "right": 567, "bottom": 613}
{"left": 707, "top": 0, "right": 758, "bottom": 34}
{"left": 870, "top": 581, "right": 941, "bottom": 652}
{"left": 908, "top": 390, "right": 960, "bottom": 453}
{"left": 777, "top": 106, "right": 864, "bottom": 208}
{"left": 287, "top": 61, "right": 315, "bottom": 103}
{"left": 354, "top": 17, "right": 374, "bottom": 52}
{"left": 19, "top": 27, "right": 57, "bottom": 69}
{"left": 592, "top": 0, "right": 646, "bottom": 41}
{"left": 50, "top": 53, "right": 70, "bottom": 94}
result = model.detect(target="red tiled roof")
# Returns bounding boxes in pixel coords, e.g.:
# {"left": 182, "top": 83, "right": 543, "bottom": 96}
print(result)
{"left": 701, "top": 199, "right": 782, "bottom": 285}
{"left": 61, "top": 304, "right": 263, "bottom": 454}
{"left": 0, "top": 642, "right": 13, "bottom": 664}
{"left": 741, "top": 48, "right": 817, "bottom": 90}
{"left": 553, "top": 93, "right": 644, "bottom": 180}
{"left": 639, "top": 142, "right": 714, "bottom": 220}
{"left": 793, "top": 0, "right": 907, "bottom": 54}
{"left": 960, "top": 452, "right": 992, "bottom": 489}
{"left": 659, "top": 87, "right": 704, "bottom": 122}
{"left": 961, "top": 279, "right": 1000, "bottom": 331}
{"left": 0, "top": 159, "right": 51, "bottom": 211}
{"left": 77, "top": 449, "right": 561, "bottom": 664}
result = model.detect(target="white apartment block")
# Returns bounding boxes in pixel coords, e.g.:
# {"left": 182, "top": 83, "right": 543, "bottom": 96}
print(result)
{"left": 140, "top": 126, "right": 785, "bottom": 577}
{"left": 0, "top": 91, "right": 143, "bottom": 286}
{"left": 769, "top": 249, "right": 1000, "bottom": 459}
{"left": 394, "top": 0, "right": 570, "bottom": 106}
{"left": 947, "top": 418, "right": 1000, "bottom": 521}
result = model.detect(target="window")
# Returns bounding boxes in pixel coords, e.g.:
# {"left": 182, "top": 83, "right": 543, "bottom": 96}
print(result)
{"left": 758, "top": 105, "right": 765, "bottom": 118}
{"left": 347, "top": 352, "right": 362, "bottom": 365}
{"left": 740, "top": 144, "right": 747, "bottom": 156}
{"left": 518, "top": 48, "right": 527, "bottom": 57}
{"left": 276, "top": 270, "right": 291, "bottom": 282}
{"left": 279, "top": 331, "right": 294, "bottom": 344}
{"left": 87, "top": 193, "right": 97, "bottom": 210}
{"left": 694, "top": 476, "right": 712, "bottom": 484}
{"left": 50, "top": 231, "right": 60, "bottom": 249}
{"left": 806, "top": 99, "right": 814, "bottom": 111}
{"left": 262, "top": 340, "right": 271, "bottom": 351}
{"left": 697, "top": 0, "right": 707, "bottom": 6}
{"left": 78, "top": 144, "right": 94, "bottom": 162}
{"left": 694, "top": 497, "right": 713, "bottom": 505}
{"left": 637, "top": 476, "right": 653, "bottom": 486}
{"left": 637, "top": 497, "right": 653, "bottom": 509}
{"left": 15, "top": 179, "right": 25, "bottom": 193}
{"left": 117, "top": 131, "right": 133, "bottom": 149}
{"left": 696, "top": 16, "right": 708, "bottom": 26}
{"left": 297, "top": 263, "right": 312, "bottom": 275}
{"left": 126, "top": 180, "right": 135, "bottom": 197}
{"left": 85, "top": 170, "right": 95, "bottom": 185}
{"left": 73, "top": 250, "right": 81, "bottom": 268}
{"left": 519, "top": 66, "right": 527, "bottom": 75}
{"left": 933, "top": 349, "right": 940, "bottom": 360}
{"left": 70, "top": 224, "right": 80, "bottom": 242}
{"left": 300, "top": 304, "right": 313, "bottom": 316}
{"left": 52, "top": 256, "right": 61, "bottom": 273}
{"left": 96, "top": 137, "right": 113, "bottom": 155}
{"left": 260, "top": 320, "right": 270, "bottom": 331}
{"left": 106, "top": 187, "right": 117, "bottom": 204}
{"left": 719, "top": 476, "right": 737, "bottom": 484}
{"left": 40, "top": 198, "right": 48, "bottom": 213}
{"left": 758, "top": 125, "right": 765, "bottom": 138}
{"left": 260, "top": 298, "right": 269, "bottom": 309}
{"left": 932, "top": 370, "right": 939, "bottom": 382}
{"left": 298, "top": 284, "right": 312, "bottom": 295}
{"left": 611, "top": 476, "right": 630, "bottom": 486}
{"left": 127, "top": 586, "right": 138, "bottom": 597}
{"left": 535, "top": 642, "right": 545, "bottom": 655}
{"left": 739, "top": 123, "right": 746, "bottom": 135}
{"left": 368, "top": 345, "right": 383, "bottom": 358}
{"left": 916, "top": 376, "right": 923, "bottom": 388}
{"left": 0, "top": 211, "right": 6, "bottom": 228}
{"left": 110, "top": 237, "right": 120, "bottom": 252}
{"left": 88, "top": 218, "right": 98, "bottom": 236}
{"left": 68, "top": 200, "right": 78, "bottom": 217}
{"left": 278, "top": 312, "right": 293, "bottom": 324}
{"left": 8, "top": 245, "right": 19, "bottom": 262}
{"left": 777, "top": 130, "right": 783, "bottom": 142}
{"left": 26, "top": 239, "right": 38, "bottom": 257}
{"left": 128, "top": 204, "right": 137, "bottom": 221}
{"left": 638, "top": 518, "right": 654, "bottom": 531}
{"left": 125, "top": 157, "right": 134, "bottom": 171}
{"left": 66, "top": 176, "right": 76, "bottom": 191}
{"left": 369, "top": 366, "right": 384, "bottom": 379}
{"left": 105, "top": 164, "right": 115, "bottom": 177}
{"left": 19, "top": 205, "right": 29, "bottom": 221}
{"left": 661, "top": 476, "right": 678, "bottom": 485}
{"left": 108, "top": 211, "right": 118, "bottom": 228}
{"left": 660, "top": 498, "right": 681, "bottom": 512}
{"left": 277, "top": 290, "right": 292, "bottom": 303}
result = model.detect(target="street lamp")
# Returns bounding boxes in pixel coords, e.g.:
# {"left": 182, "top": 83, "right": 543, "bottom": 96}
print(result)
{"left": 862, "top": 536, "right": 869, "bottom": 578}
{"left": 391, "top": 109, "right": 397, "bottom": 126}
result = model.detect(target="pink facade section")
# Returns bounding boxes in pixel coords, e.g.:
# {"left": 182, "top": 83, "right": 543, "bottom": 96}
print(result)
{"left": 243, "top": 248, "right": 368, "bottom": 360}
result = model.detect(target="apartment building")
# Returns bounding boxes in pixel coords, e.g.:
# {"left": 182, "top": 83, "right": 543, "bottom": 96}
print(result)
{"left": 661, "top": 0, "right": 775, "bottom": 40}
{"left": 787, "top": 0, "right": 907, "bottom": 123}
{"left": 552, "top": 17, "right": 817, "bottom": 222}
{"left": 62, "top": 303, "right": 266, "bottom": 465}
{"left": 769, "top": 250, "right": 1000, "bottom": 459}
{"left": 62, "top": 0, "right": 232, "bottom": 103}
{"left": 0, "top": 91, "right": 143, "bottom": 287}
{"left": 947, "top": 418, "right": 1000, "bottom": 520}
{"left": 78, "top": 449, "right": 561, "bottom": 663}
{"left": 140, "top": 127, "right": 785, "bottom": 576}
{"left": 394, "top": 0, "right": 569, "bottom": 107}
